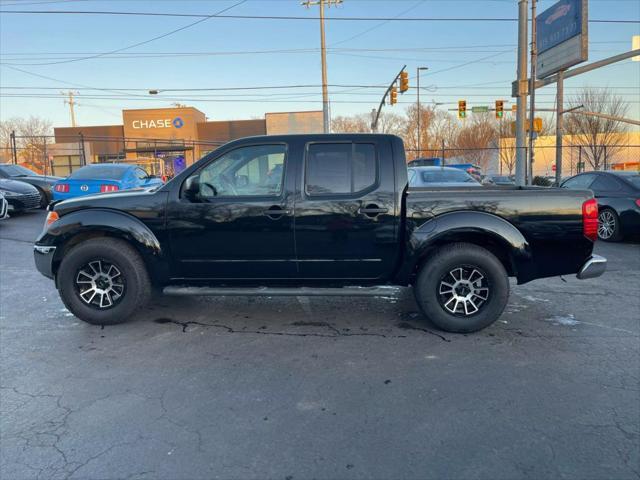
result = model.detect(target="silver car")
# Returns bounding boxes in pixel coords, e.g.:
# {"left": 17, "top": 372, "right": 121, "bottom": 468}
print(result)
{"left": 408, "top": 166, "right": 482, "bottom": 188}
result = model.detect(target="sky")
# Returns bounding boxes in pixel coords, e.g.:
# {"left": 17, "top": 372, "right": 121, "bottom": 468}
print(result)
{"left": 0, "top": 0, "right": 638, "bottom": 128}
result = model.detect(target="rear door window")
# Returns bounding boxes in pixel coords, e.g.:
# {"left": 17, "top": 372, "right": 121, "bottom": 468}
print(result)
{"left": 561, "top": 174, "right": 595, "bottom": 190}
{"left": 589, "top": 175, "right": 621, "bottom": 193}
{"left": 305, "top": 143, "right": 377, "bottom": 196}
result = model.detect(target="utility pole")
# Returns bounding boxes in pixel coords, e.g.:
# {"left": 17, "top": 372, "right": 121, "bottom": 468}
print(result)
{"left": 416, "top": 66, "right": 428, "bottom": 156}
{"left": 302, "top": 0, "right": 342, "bottom": 133}
{"left": 528, "top": 0, "right": 537, "bottom": 184}
{"left": 514, "top": 0, "right": 529, "bottom": 187}
{"left": 62, "top": 91, "right": 78, "bottom": 127}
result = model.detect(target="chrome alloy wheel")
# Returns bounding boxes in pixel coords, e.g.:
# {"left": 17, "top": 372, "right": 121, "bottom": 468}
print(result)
{"left": 75, "top": 260, "right": 125, "bottom": 309}
{"left": 598, "top": 210, "right": 616, "bottom": 240}
{"left": 438, "top": 266, "right": 490, "bottom": 317}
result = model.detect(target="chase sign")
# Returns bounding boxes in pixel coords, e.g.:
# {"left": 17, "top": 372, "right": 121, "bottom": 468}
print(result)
{"left": 536, "top": 0, "right": 588, "bottom": 79}
{"left": 132, "top": 117, "right": 184, "bottom": 129}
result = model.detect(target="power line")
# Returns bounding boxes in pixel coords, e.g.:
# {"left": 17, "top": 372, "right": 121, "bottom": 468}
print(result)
{"left": 0, "top": 10, "right": 638, "bottom": 23}
{"left": 0, "top": 1, "right": 248, "bottom": 66}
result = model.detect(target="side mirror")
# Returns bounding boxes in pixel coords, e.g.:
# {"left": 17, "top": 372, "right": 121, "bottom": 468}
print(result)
{"left": 183, "top": 174, "right": 200, "bottom": 200}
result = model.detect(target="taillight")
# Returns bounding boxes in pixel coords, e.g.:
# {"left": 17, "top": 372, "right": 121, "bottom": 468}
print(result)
{"left": 45, "top": 211, "right": 59, "bottom": 227}
{"left": 100, "top": 185, "right": 119, "bottom": 193}
{"left": 54, "top": 184, "right": 69, "bottom": 193}
{"left": 635, "top": 199, "right": 640, "bottom": 208}
{"left": 582, "top": 198, "right": 599, "bottom": 242}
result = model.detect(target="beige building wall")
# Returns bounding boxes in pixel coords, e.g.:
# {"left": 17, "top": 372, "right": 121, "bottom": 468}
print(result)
{"left": 500, "top": 131, "right": 640, "bottom": 176}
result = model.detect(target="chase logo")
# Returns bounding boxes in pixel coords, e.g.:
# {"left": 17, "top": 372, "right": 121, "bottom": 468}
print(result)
{"left": 172, "top": 117, "right": 184, "bottom": 129}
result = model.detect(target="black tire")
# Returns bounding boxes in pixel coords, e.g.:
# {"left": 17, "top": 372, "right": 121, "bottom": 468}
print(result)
{"left": 57, "top": 238, "right": 151, "bottom": 325}
{"left": 597, "top": 208, "right": 622, "bottom": 242}
{"left": 34, "top": 186, "right": 48, "bottom": 209}
{"left": 413, "top": 243, "right": 509, "bottom": 333}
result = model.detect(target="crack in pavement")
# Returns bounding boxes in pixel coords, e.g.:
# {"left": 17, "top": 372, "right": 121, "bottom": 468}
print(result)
{"left": 153, "top": 318, "right": 451, "bottom": 342}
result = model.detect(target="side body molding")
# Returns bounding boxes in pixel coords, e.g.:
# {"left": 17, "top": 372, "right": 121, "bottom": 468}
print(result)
{"left": 38, "top": 209, "right": 167, "bottom": 281}
{"left": 395, "top": 211, "right": 533, "bottom": 284}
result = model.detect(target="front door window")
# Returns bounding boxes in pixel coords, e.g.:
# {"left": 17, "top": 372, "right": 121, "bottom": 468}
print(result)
{"left": 198, "top": 144, "right": 286, "bottom": 198}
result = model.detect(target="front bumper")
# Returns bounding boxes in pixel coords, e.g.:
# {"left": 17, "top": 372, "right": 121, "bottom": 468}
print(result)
{"left": 6, "top": 192, "right": 41, "bottom": 211}
{"left": 576, "top": 254, "right": 607, "bottom": 280}
{"left": 34, "top": 245, "right": 56, "bottom": 279}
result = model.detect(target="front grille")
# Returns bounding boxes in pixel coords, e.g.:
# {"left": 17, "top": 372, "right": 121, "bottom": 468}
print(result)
{"left": 19, "top": 192, "right": 41, "bottom": 209}
{"left": 0, "top": 198, "right": 7, "bottom": 218}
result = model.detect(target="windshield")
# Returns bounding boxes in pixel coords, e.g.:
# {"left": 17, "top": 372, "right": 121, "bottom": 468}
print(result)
{"left": 69, "top": 165, "right": 128, "bottom": 180}
{"left": 0, "top": 164, "right": 37, "bottom": 177}
{"left": 421, "top": 169, "right": 477, "bottom": 183}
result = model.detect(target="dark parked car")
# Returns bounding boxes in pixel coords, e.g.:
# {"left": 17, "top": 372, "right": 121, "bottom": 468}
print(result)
{"left": 561, "top": 171, "right": 640, "bottom": 241}
{"left": 0, "top": 179, "right": 41, "bottom": 213}
{"left": 35, "top": 134, "right": 605, "bottom": 333}
{"left": 0, "top": 163, "right": 60, "bottom": 208}
{"left": 485, "top": 175, "right": 515, "bottom": 186}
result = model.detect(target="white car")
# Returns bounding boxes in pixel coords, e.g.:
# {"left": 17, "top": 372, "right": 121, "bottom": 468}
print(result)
{"left": 0, "top": 191, "right": 8, "bottom": 220}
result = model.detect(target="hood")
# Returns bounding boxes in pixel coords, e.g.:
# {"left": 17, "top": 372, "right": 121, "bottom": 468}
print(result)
{"left": 0, "top": 178, "right": 40, "bottom": 194}
{"left": 11, "top": 176, "right": 61, "bottom": 187}
{"left": 53, "top": 187, "right": 162, "bottom": 215}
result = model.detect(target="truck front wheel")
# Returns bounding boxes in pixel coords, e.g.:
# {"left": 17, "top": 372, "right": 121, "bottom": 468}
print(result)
{"left": 57, "top": 238, "right": 151, "bottom": 325}
{"left": 414, "top": 243, "right": 509, "bottom": 333}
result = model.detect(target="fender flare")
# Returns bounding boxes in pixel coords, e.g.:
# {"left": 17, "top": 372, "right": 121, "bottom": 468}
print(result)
{"left": 398, "top": 210, "right": 532, "bottom": 283}
{"left": 43, "top": 208, "right": 166, "bottom": 278}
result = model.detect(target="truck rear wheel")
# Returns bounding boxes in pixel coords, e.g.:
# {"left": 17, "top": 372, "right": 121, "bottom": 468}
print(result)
{"left": 414, "top": 243, "right": 509, "bottom": 333}
{"left": 57, "top": 238, "right": 151, "bottom": 325}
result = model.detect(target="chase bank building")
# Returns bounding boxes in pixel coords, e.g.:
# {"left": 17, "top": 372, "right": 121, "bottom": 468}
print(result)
{"left": 51, "top": 107, "right": 322, "bottom": 177}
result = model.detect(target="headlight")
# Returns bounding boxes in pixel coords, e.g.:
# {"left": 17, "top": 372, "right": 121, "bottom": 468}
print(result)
{"left": 0, "top": 190, "right": 18, "bottom": 197}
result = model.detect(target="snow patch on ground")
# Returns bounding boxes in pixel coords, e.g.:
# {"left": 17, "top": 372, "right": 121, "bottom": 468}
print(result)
{"left": 521, "top": 295, "right": 551, "bottom": 303}
{"left": 546, "top": 314, "right": 580, "bottom": 326}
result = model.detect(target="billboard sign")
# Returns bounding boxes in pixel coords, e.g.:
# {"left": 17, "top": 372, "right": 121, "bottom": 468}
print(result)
{"left": 536, "top": 0, "right": 588, "bottom": 79}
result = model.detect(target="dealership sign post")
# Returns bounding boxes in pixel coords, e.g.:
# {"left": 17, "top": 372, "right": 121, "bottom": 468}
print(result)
{"left": 536, "top": 0, "right": 588, "bottom": 79}
{"left": 535, "top": 0, "right": 588, "bottom": 186}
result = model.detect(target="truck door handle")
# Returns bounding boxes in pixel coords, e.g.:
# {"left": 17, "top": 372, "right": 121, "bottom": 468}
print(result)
{"left": 358, "top": 204, "right": 388, "bottom": 217}
{"left": 264, "top": 205, "right": 289, "bottom": 220}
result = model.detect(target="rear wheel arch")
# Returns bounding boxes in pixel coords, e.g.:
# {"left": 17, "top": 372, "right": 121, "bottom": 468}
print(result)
{"left": 406, "top": 211, "right": 532, "bottom": 284}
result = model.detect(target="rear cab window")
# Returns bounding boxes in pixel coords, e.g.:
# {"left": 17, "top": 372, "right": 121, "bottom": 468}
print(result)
{"left": 305, "top": 142, "right": 377, "bottom": 196}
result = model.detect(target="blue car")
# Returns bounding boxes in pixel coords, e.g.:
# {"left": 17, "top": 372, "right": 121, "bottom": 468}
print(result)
{"left": 53, "top": 164, "right": 163, "bottom": 201}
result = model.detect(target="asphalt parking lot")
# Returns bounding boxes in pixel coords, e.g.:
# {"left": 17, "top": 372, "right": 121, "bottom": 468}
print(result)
{"left": 1, "top": 210, "right": 639, "bottom": 480}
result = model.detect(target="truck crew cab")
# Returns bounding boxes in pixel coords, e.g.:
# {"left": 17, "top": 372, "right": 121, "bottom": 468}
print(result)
{"left": 34, "top": 134, "right": 606, "bottom": 333}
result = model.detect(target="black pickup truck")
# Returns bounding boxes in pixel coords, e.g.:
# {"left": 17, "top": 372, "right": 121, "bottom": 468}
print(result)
{"left": 34, "top": 134, "right": 606, "bottom": 333}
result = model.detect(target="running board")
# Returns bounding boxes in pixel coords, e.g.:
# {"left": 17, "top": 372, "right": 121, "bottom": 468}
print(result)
{"left": 162, "top": 286, "right": 401, "bottom": 297}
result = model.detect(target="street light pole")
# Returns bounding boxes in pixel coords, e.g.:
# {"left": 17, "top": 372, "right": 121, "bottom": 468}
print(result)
{"left": 416, "top": 67, "right": 428, "bottom": 157}
{"left": 528, "top": 0, "right": 537, "bottom": 184}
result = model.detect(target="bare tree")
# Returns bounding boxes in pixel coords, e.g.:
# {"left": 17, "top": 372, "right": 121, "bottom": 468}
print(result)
{"left": 331, "top": 114, "right": 370, "bottom": 133}
{"left": 565, "top": 88, "right": 629, "bottom": 170}
{"left": 452, "top": 113, "right": 498, "bottom": 171}
{"left": 0, "top": 116, "right": 52, "bottom": 168}
{"left": 495, "top": 119, "right": 516, "bottom": 175}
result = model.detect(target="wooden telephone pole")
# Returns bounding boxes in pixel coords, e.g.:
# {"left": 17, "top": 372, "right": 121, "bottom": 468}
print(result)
{"left": 301, "top": 0, "right": 342, "bottom": 133}
{"left": 62, "top": 91, "right": 78, "bottom": 127}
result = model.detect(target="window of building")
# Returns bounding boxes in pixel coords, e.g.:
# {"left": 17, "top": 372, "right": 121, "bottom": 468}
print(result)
{"left": 305, "top": 143, "right": 377, "bottom": 196}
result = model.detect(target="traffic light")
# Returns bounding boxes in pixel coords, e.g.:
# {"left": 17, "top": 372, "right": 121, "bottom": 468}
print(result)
{"left": 390, "top": 86, "right": 398, "bottom": 105}
{"left": 458, "top": 100, "right": 466, "bottom": 119}
{"left": 495, "top": 100, "right": 504, "bottom": 119}
{"left": 399, "top": 71, "right": 409, "bottom": 93}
